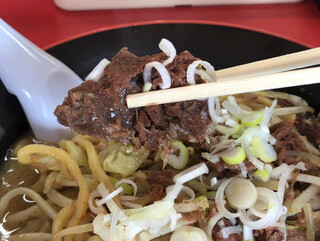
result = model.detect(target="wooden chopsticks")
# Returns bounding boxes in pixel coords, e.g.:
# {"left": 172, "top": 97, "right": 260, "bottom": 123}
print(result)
{"left": 126, "top": 47, "right": 320, "bottom": 108}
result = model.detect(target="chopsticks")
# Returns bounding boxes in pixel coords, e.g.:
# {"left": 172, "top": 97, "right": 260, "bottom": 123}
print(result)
{"left": 127, "top": 66, "right": 320, "bottom": 108}
{"left": 126, "top": 47, "right": 320, "bottom": 108}
{"left": 216, "top": 47, "right": 320, "bottom": 81}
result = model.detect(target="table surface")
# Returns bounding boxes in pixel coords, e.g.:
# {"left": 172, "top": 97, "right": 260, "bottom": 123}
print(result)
{"left": 0, "top": 0, "right": 319, "bottom": 49}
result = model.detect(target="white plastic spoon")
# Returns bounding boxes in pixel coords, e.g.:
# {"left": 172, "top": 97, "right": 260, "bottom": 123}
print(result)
{"left": 0, "top": 19, "right": 82, "bottom": 142}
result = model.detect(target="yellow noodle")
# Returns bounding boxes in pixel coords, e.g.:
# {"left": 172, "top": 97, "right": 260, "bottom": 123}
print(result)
{"left": 9, "top": 232, "right": 52, "bottom": 241}
{"left": 18, "top": 145, "right": 90, "bottom": 235}
{"left": 39, "top": 218, "right": 52, "bottom": 233}
{"left": 47, "top": 189, "right": 73, "bottom": 207}
{"left": 0, "top": 187, "right": 57, "bottom": 220}
{"left": 73, "top": 135, "right": 123, "bottom": 209}
{"left": 256, "top": 95, "right": 273, "bottom": 106}
{"left": 6, "top": 204, "right": 42, "bottom": 223}
{"left": 15, "top": 217, "right": 45, "bottom": 234}
{"left": 43, "top": 171, "right": 58, "bottom": 193}
{"left": 52, "top": 202, "right": 75, "bottom": 241}
{"left": 53, "top": 223, "right": 94, "bottom": 240}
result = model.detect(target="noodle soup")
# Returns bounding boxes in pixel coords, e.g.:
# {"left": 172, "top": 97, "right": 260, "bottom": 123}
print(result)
{"left": 1, "top": 39, "right": 320, "bottom": 241}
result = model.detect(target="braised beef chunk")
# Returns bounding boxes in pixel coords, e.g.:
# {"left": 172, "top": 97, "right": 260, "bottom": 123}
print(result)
{"left": 270, "top": 121, "right": 305, "bottom": 165}
{"left": 254, "top": 227, "right": 285, "bottom": 241}
{"left": 206, "top": 160, "right": 254, "bottom": 179}
{"left": 276, "top": 98, "right": 294, "bottom": 107}
{"left": 287, "top": 229, "right": 307, "bottom": 241}
{"left": 295, "top": 113, "right": 320, "bottom": 148}
{"left": 55, "top": 48, "right": 211, "bottom": 150}
{"left": 145, "top": 170, "right": 174, "bottom": 202}
{"left": 212, "top": 219, "right": 241, "bottom": 241}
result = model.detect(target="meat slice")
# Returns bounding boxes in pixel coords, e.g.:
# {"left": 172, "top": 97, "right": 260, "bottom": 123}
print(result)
{"left": 206, "top": 160, "right": 254, "bottom": 179}
{"left": 295, "top": 113, "right": 320, "bottom": 148}
{"left": 254, "top": 227, "right": 285, "bottom": 241}
{"left": 55, "top": 48, "right": 212, "bottom": 150}
{"left": 145, "top": 170, "right": 174, "bottom": 202}
{"left": 270, "top": 121, "right": 305, "bottom": 166}
{"left": 287, "top": 229, "right": 307, "bottom": 241}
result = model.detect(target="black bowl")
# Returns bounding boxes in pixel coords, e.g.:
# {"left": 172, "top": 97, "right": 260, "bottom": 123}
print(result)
{"left": 1, "top": 23, "right": 316, "bottom": 161}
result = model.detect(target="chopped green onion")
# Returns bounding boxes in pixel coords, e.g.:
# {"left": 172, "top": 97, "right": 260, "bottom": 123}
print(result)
{"left": 108, "top": 176, "right": 134, "bottom": 195}
{"left": 171, "top": 226, "right": 208, "bottom": 241}
{"left": 167, "top": 141, "right": 189, "bottom": 169}
{"left": 102, "top": 146, "right": 149, "bottom": 177}
{"left": 206, "top": 191, "right": 217, "bottom": 200}
{"left": 216, "top": 124, "right": 243, "bottom": 136}
{"left": 194, "top": 195, "right": 209, "bottom": 209}
{"left": 221, "top": 146, "right": 246, "bottom": 165}
{"left": 253, "top": 168, "right": 270, "bottom": 182}
{"left": 59, "top": 140, "right": 88, "bottom": 166}
{"left": 241, "top": 111, "right": 264, "bottom": 127}
{"left": 186, "top": 180, "right": 207, "bottom": 195}
{"left": 225, "top": 178, "right": 257, "bottom": 210}
{"left": 251, "top": 137, "right": 277, "bottom": 163}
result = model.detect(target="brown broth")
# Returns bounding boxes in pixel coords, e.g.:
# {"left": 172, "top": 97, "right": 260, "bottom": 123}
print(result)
{"left": 0, "top": 133, "right": 41, "bottom": 240}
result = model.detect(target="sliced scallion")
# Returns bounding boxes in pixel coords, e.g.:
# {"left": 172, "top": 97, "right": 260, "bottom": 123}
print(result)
{"left": 221, "top": 146, "right": 246, "bottom": 165}
{"left": 251, "top": 137, "right": 277, "bottom": 163}
{"left": 167, "top": 141, "right": 189, "bottom": 169}
{"left": 216, "top": 124, "right": 243, "bottom": 136}
{"left": 241, "top": 111, "right": 264, "bottom": 127}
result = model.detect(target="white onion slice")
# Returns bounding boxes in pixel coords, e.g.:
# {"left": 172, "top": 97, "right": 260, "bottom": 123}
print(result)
{"left": 85, "top": 58, "right": 110, "bottom": 81}
{"left": 96, "top": 186, "right": 124, "bottom": 206}
{"left": 277, "top": 162, "right": 306, "bottom": 204}
{"left": 239, "top": 187, "right": 282, "bottom": 230}
{"left": 115, "top": 179, "right": 138, "bottom": 196}
{"left": 89, "top": 189, "right": 106, "bottom": 215}
{"left": 218, "top": 225, "right": 243, "bottom": 239}
{"left": 215, "top": 178, "right": 241, "bottom": 219}
{"left": 159, "top": 38, "right": 176, "bottom": 66}
{"left": 173, "top": 163, "right": 209, "bottom": 184}
{"left": 166, "top": 185, "right": 195, "bottom": 201}
{"left": 206, "top": 212, "right": 223, "bottom": 237}
{"left": 143, "top": 61, "right": 171, "bottom": 89}
{"left": 208, "top": 97, "right": 223, "bottom": 123}
{"left": 164, "top": 183, "right": 183, "bottom": 201}
{"left": 243, "top": 225, "right": 253, "bottom": 241}
{"left": 186, "top": 60, "right": 216, "bottom": 85}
